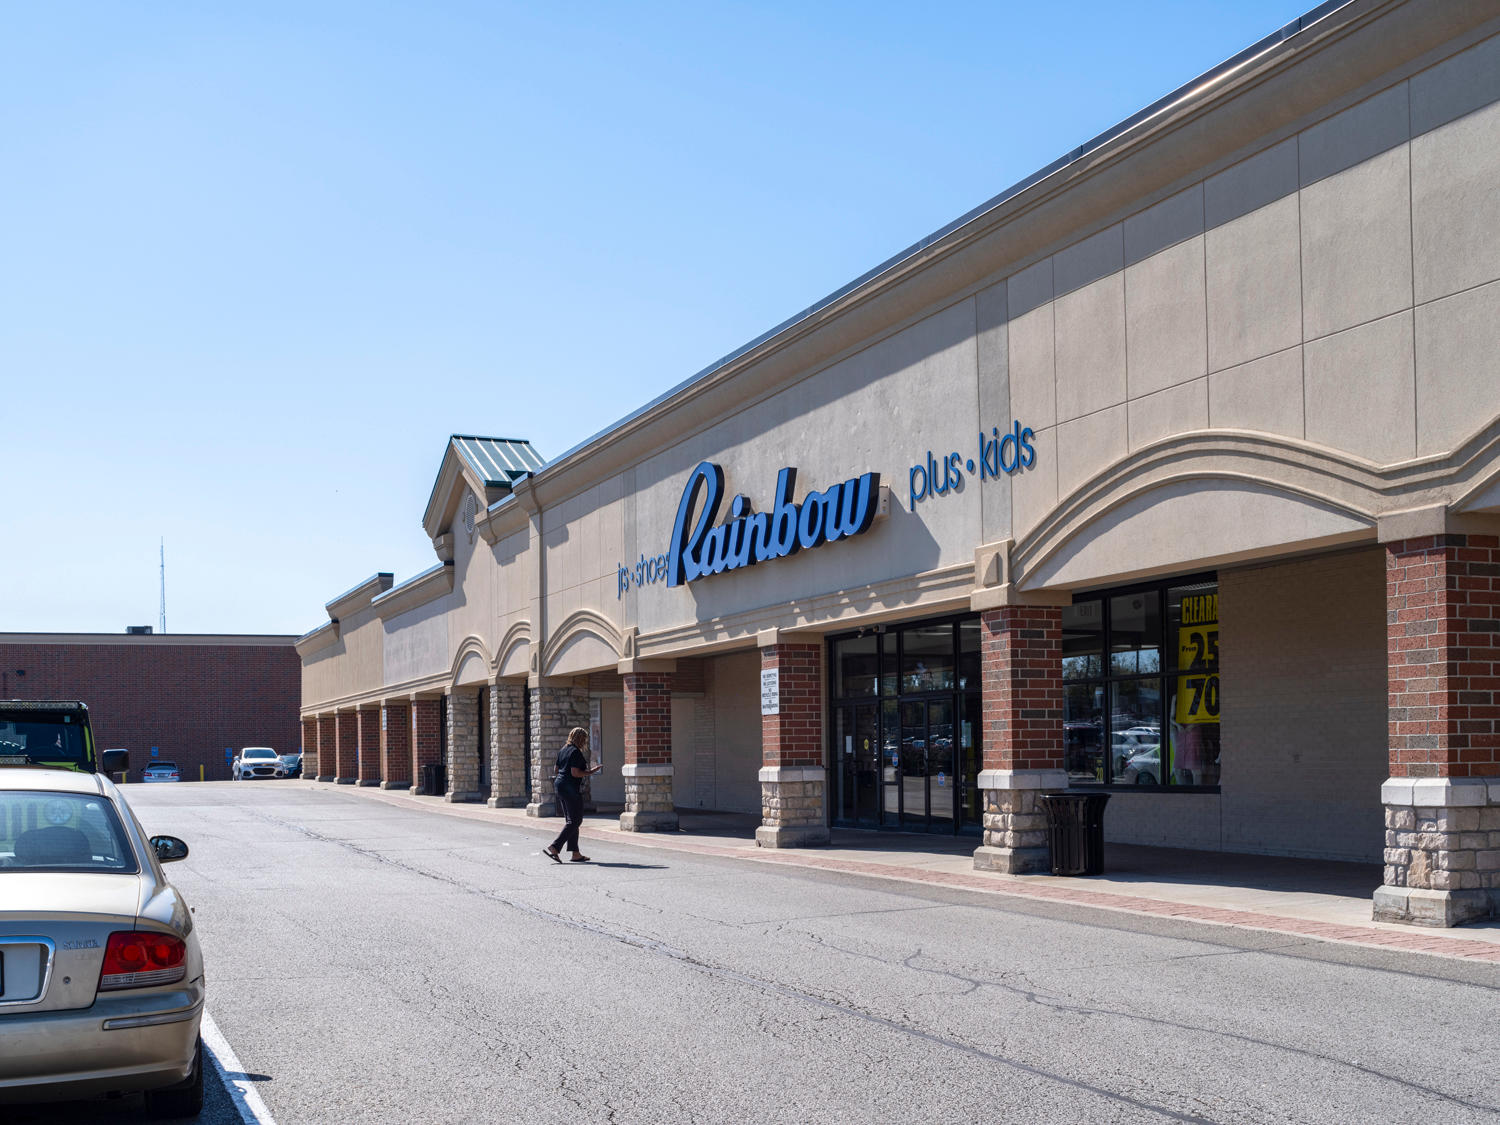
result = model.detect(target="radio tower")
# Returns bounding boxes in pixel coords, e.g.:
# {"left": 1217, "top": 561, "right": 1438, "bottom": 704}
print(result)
{"left": 159, "top": 539, "right": 167, "bottom": 635}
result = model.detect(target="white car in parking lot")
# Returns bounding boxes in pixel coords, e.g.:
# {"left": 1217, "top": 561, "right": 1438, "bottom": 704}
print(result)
{"left": 231, "top": 747, "right": 285, "bottom": 780}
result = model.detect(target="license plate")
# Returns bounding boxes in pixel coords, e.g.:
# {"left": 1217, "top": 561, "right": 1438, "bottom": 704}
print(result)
{"left": 0, "top": 944, "right": 44, "bottom": 1002}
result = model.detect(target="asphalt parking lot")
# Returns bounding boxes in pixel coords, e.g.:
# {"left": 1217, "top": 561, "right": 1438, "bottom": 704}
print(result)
{"left": 14, "top": 780, "right": 1500, "bottom": 1124}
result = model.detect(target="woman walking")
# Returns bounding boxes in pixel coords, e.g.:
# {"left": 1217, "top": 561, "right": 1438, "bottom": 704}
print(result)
{"left": 543, "top": 726, "right": 599, "bottom": 863}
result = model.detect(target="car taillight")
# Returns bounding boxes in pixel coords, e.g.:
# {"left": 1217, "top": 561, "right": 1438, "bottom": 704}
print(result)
{"left": 98, "top": 931, "right": 187, "bottom": 990}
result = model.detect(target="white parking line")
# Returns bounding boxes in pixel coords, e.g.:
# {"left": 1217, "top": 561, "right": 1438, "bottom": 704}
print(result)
{"left": 201, "top": 1009, "right": 278, "bottom": 1125}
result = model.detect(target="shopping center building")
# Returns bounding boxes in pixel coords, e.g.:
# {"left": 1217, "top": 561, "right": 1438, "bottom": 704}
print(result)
{"left": 299, "top": 0, "right": 1500, "bottom": 926}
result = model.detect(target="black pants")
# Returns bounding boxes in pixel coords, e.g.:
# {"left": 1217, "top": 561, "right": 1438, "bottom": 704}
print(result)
{"left": 550, "top": 786, "right": 583, "bottom": 853}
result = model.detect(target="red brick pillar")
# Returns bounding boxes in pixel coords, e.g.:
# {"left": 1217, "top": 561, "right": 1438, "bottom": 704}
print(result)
{"left": 335, "top": 711, "right": 358, "bottom": 784}
{"left": 300, "top": 718, "right": 317, "bottom": 778}
{"left": 356, "top": 707, "right": 381, "bottom": 786}
{"left": 973, "top": 605, "right": 1066, "bottom": 874}
{"left": 316, "top": 714, "right": 337, "bottom": 781}
{"left": 1376, "top": 535, "right": 1500, "bottom": 926}
{"left": 621, "top": 671, "right": 676, "bottom": 831}
{"left": 381, "top": 702, "right": 410, "bottom": 790}
{"left": 756, "top": 641, "right": 827, "bottom": 848}
{"left": 411, "top": 697, "right": 443, "bottom": 795}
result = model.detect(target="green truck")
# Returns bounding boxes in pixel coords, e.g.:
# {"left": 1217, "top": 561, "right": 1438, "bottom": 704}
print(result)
{"left": 0, "top": 700, "right": 128, "bottom": 774}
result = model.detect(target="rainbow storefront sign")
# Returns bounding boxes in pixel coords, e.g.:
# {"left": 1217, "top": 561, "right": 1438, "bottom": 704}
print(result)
{"left": 667, "top": 462, "right": 883, "bottom": 586}
{"left": 615, "top": 461, "right": 883, "bottom": 598}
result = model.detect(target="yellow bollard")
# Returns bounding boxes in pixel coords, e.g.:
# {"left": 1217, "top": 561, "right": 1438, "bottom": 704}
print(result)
{"left": 199, "top": 764, "right": 205, "bottom": 782}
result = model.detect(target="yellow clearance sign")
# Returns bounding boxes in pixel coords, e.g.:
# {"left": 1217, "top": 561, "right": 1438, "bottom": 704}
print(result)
{"left": 1175, "top": 593, "right": 1219, "bottom": 725}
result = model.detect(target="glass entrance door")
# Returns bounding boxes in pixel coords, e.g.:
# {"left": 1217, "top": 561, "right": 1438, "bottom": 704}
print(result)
{"left": 835, "top": 703, "right": 880, "bottom": 826}
{"left": 899, "top": 699, "right": 957, "bottom": 832}
{"left": 829, "top": 616, "right": 983, "bottom": 836}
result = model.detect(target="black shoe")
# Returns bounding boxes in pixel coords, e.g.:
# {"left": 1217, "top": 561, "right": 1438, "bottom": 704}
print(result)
{"left": 543, "top": 847, "right": 562, "bottom": 864}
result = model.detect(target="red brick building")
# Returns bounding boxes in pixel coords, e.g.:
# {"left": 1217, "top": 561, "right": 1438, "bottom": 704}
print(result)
{"left": 0, "top": 633, "right": 300, "bottom": 782}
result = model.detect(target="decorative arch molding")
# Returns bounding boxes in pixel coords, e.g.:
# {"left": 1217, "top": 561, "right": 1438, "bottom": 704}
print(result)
{"left": 1011, "top": 425, "right": 1500, "bottom": 591}
{"left": 496, "top": 621, "right": 532, "bottom": 680}
{"left": 448, "top": 634, "right": 495, "bottom": 690}
{"left": 540, "top": 609, "right": 626, "bottom": 677}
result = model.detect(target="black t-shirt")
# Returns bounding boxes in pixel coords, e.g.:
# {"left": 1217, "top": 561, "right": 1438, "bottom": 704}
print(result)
{"left": 554, "top": 744, "right": 587, "bottom": 793}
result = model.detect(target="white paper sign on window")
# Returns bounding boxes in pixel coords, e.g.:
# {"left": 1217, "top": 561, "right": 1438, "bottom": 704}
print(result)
{"left": 760, "top": 669, "right": 780, "bottom": 716}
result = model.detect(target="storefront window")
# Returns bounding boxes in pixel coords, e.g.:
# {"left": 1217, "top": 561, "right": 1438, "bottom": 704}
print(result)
{"left": 833, "top": 634, "right": 879, "bottom": 698}
{"left": 1109, "top": 591, "right": 1160, "bottom": 675}
{"left": 901, "top": 625, "right": 955, "bottom": 693}
{"left": 1062, "top": 601, "right": 1103, "bottom": 681}
{"left": 1064, "top": 681, "right": 1104, "bottom": 784}
{"left": 1166, "top": 582, "right": 1221, "bottom": 787}
{"left": 1064, "top": 576, "right": 1218, "bottom": 789}
{"left": 958, "top": 619, "right": 980, "bottom": 693}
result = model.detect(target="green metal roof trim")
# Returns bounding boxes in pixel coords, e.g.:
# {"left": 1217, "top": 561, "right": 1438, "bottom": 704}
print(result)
{"left": 451, "top": 435, "right": 546, "bottom": 488}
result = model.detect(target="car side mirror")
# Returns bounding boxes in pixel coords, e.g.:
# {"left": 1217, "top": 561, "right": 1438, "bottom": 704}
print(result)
{"left": 151, "top": 835, "right": 189, "bottom": 863}
{"left": 101, "top": 749, "right": 129, "bottom": 774}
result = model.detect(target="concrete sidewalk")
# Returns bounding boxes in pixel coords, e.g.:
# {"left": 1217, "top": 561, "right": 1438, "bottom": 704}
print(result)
{"left": 316, "top": 781, "right": 1500, "bottom": 963}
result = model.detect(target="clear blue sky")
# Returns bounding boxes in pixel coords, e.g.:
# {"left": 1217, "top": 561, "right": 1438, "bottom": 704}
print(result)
{"left": 2, "top": 1, "right": 1314, "bottom": 636}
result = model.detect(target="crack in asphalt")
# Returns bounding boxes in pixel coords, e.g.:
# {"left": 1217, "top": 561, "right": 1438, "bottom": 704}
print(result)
{"left": 160, "top": 795, "right": 1500, "bottom": 1122}
{"left": 858, "top": 945, "right": 1500, "bottom": 1116}
{"left": 243, "top": 805, "right": 1497, "bottom": 1125}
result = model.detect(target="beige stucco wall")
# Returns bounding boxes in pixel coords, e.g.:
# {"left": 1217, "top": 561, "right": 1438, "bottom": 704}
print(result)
{"left": 1104, "top": 548, "right": 1387, "bottom": 862}
{"left": 301, "top": 603, "right": 384, "bottom": 706}
{"left": 305, "top": 16, "right": 1500, "bottom": 758}
{"left": 383, "top": 594, "right": 450, "bottom": 686}
{"left": 529, "top": 28, "right": 1500, "bottom": 656}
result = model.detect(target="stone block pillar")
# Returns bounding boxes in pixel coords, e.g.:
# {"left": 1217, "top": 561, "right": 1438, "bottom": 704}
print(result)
{"left": 756, "top": 641, "right": 827, "bottom": 848}
{"left": 971, "top": 605, "right": 1066, "bottom": 875}
{"left": 300, "top": 718, "right": 317, "bottom": 777}
{"left": 621, "top": 670, "right": 677, "bottom": 832}
{"left": 526, "top": 680, "right": 590, "bottom": 818}
{"left": 335, "top": 711, "right": 358, "bottom": 784}
{"left": 1375, "top": 535, "right": 1500, "bottom": 926}
{"left": 445, "top": 690, "right": 485, "bottom": 803}
{"left": 488, "top": 682, "right": 529, "bottom": 808}
{"left": 380, "top": 701, "right": 411, "bottom": 790}
{"left": 356, "top": 707, "right": 381, "bottom": 786}
{"left": 411, "top": 697, "right": 443, "bottom": 794}
{"left": 316, "top": 715, "right": 336, "bottom": 781}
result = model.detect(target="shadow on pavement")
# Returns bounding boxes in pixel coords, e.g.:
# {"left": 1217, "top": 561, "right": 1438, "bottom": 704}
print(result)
{"left": 4, "top": 1060, "right": 244, "bottom": 1124}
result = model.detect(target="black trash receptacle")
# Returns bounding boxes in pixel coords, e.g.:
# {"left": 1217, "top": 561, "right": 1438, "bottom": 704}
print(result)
{"left": 1041, "top": 792, "right": 1110, "bottom": 875}
{"left": 420, "top": 762, "right": 447, "bottom": 796}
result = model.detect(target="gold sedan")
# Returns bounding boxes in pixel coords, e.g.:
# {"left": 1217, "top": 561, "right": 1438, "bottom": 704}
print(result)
{"left": 0, "top": 766, "right": 204, "bottom": 1117}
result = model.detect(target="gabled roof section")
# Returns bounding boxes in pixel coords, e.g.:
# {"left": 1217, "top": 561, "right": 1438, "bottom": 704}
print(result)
{"left": 453, "top": 436, "right": 545, "bottom": 487}
{"left": 422, "top": 435, "right": 544, "bottom": 542}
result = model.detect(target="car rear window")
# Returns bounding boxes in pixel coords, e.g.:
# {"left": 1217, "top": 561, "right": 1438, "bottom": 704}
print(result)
{"left": 0, "top": 792, "right": 138, "bottom": 873}
{"left": 243, "top": 749, "right": 277, "bottom": 759}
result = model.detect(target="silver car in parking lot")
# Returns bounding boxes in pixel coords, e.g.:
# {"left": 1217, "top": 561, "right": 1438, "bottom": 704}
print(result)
{"left": 0, "top": 767, "right": 204, "bottom": 1116}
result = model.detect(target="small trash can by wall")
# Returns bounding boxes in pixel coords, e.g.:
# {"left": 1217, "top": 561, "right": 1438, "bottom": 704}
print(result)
{"left": 421, "top": 762, "right": 446, "bottom": 796}
{"left": 1041, "top": 792, "right": 1110, "bottom": 876}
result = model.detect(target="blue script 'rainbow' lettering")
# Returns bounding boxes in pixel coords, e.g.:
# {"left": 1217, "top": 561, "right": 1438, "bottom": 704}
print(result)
{"left": 666, "top": 462, "right": 882, "bottom": 587}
